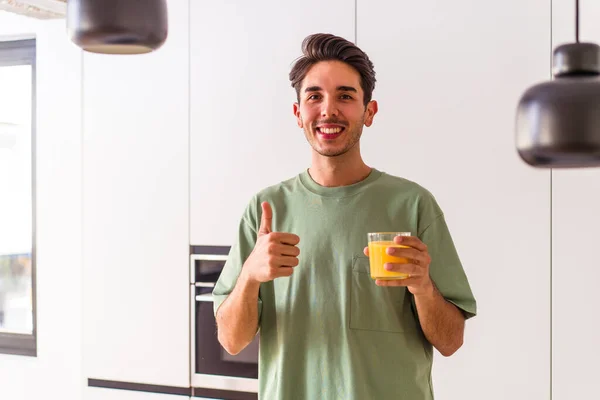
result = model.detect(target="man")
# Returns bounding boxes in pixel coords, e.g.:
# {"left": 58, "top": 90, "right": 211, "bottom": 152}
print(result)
{"left": 213, "top": 33, "right": 477, "bottom": 400}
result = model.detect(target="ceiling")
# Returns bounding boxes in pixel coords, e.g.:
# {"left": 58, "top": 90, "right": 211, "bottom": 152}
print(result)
{"left": 0, "top": 0, "right": 66, "bottom": 20}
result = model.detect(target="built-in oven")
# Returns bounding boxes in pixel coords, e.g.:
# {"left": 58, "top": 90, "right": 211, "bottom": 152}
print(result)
{"left": 190, "top": 246, "right": 259, "bottom": 399}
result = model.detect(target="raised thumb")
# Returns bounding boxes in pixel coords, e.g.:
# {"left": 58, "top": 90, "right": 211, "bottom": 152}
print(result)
{"left": 259, "top": 201, "right": 273, "bottom": 235}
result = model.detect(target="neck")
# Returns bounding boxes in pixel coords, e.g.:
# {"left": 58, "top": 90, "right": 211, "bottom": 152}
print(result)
{"left": 308, "top": 147, "right": 372, "bottom": 187}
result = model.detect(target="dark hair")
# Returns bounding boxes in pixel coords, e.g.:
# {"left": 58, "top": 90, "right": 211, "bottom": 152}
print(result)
{"left": 289, "top": 33, "right": 376, "bottom": 107}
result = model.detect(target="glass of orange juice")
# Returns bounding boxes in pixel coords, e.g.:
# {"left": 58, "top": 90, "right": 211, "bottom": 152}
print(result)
{"left": 367, "top": 232, "right": 411, "bottom": 280}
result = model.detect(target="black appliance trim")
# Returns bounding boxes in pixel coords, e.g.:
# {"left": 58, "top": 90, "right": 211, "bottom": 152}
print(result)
{"left": 87, "top": 378, "right": 259, "bottom": 399}
{"left": 193, "top": 386, "right": 258, "bottom": 399}
{"left": 190, "top": 245, "right": 231, "bottom": 255}
{"left": 88, "top": 378, "right": 191, "bottom": 396}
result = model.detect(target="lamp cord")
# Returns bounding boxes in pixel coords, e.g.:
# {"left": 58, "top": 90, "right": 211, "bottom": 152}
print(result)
{"left": 576, "top": 0, "right": 580, "bottom": 43}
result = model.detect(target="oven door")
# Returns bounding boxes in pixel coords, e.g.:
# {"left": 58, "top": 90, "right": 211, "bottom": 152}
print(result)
{"left": 190, "top": 251, "right": 259, "bottom": 393}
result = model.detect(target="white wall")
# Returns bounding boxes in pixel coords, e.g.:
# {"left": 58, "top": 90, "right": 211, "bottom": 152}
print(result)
{"left": 82, "top": 0, "right": 190, "bottom": 388}
{"left": 552, "top": 1, "right": 600, "bottom": 399}
{"left": 0, "top": 10, "right": 84, "bottom": 400}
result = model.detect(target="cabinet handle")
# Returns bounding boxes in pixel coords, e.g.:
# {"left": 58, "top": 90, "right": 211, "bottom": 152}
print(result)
{"left": 195, "top": 294, "right": 214, "bottom": 302}
{"left": 190, "top": 254, "right": 228, "bottom": 261}
{"left": 195, "top": 282, "right": 215, "bottom": 287}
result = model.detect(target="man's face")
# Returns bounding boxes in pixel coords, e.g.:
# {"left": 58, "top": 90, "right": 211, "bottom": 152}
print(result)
{"left": 293, "top": 60, "right": 377, "bottom": 158}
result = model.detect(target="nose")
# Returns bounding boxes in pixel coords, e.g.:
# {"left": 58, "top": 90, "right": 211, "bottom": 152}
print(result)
{"left": 321, "top": 97, "right": 339, "bottom": 118}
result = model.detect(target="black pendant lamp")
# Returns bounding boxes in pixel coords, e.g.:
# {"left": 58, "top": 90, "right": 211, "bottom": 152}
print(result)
{"left": 516, "top": 0, "right": 600, "bottom": 168}
{"left": 66, "top": 0, "right": 168, "bottom": 55}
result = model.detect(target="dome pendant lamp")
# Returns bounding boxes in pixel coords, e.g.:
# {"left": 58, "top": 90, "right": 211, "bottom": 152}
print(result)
{"left": 66, "top": 0, "right": 169, "bottom": 55}
{"left": 516, "top": 0, "right": 600, "bottom": 168}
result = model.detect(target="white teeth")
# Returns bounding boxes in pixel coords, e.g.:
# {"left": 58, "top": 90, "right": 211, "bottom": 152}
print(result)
{"left": 320, "top": 127, "right": 343, "bottom": 134}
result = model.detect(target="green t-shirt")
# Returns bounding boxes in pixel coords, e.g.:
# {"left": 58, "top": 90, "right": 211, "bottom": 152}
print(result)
{"left": 213, "top": 168, "right": 477, "bottom": 400}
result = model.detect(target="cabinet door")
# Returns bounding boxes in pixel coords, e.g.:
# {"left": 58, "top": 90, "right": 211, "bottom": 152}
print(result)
{"left": 82, "top": 0, "right": 190, "bottom": 387}
{"left": 552, "top": 1, "right": 600, "bottom": 399}
{"left": 189, "top": 0, "right": 355, "bottom": 245}
{"left": 86, "top": 387, "right": 189, "bottom": 400}
{"left": 358, "top": 0, "right": 551, "bottom": 399}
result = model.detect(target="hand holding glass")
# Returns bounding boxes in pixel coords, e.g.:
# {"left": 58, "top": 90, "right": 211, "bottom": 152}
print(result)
{"left": 367, "top": 232, "right": 411, "bottom": 280}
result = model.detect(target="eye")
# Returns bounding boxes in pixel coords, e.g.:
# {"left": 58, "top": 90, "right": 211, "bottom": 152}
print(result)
{"left": 340, "top": 94, "right": 353, "bottom": 100}
{"left": 308, "top": 94, "right": 321, "bottom": 101}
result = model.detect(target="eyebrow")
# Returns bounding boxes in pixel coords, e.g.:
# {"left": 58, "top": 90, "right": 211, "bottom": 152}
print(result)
{"left": 304, "top": 85, "right": 358, "bottom": 93}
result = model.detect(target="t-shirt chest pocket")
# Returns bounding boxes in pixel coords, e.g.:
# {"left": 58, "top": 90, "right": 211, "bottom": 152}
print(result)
{"left": 349, "top": 255, "right": 418, "bottom": 333}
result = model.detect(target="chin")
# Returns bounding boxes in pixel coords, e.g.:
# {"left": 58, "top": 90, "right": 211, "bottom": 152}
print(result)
{"left": 316, "top": 147, "right": 351, "bottom": 158}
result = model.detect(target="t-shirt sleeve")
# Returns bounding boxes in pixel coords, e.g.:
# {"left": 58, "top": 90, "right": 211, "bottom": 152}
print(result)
{"left": 419, "top": 213, "right": 477, "bottom": 319}
{"left": 212, "top": 199, "right": 263, "bottom": 324}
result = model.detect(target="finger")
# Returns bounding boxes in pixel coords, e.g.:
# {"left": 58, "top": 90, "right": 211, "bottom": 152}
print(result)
{"left": 384, "top": 262, "right": 420, "bottom": 275}
{"left": 259, "top": 202, "right": 273, "bottom": 235}
{"left": 275, "top": 243, "right": 300, "bottom": 257}
{"left": 275, "top": 266, "right": 294, "bottom": 278}
{"left": 267, "top": 243, "right": 299, "bottom": 257}
{"left": 394, "top": 235, "right": 428, "bottom": 252}
{"left": 275, "top": 255, "right": 299, "bottom": 267}
{"left": 386, "top": 247, "right": 428, "bottom": 264}
{"left": 363, "top": 246, "right": 369, "bottom": 257}
{"left": 375, "top": 277, "right": 420, "bottom": 287}
{"left": 271, "top": 232, "right": 300, "bottom": 246}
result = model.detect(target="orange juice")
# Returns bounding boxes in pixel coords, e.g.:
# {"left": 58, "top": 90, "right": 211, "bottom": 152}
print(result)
{"left": 368, "top": 240, "right": 410, "bottom": 280}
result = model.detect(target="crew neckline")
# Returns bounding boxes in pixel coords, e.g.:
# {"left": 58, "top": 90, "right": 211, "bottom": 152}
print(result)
{"left": 298, "top": 168, "right": 383, "bottom": 198}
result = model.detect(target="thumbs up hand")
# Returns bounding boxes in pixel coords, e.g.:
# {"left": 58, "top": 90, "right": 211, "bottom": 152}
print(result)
{"left": 242, "top": 202, "right": 301, "bottom": 283}
{"left": 258, "top": 201, "right": 274, "bottom": 235}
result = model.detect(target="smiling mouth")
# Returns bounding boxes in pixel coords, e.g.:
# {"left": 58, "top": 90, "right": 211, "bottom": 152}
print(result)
{"left": 316, "top": 126, "right": 345, "bottom": 138}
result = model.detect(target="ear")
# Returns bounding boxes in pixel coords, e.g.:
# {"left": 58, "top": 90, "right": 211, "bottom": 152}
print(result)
{"left": 293, "top": 102, "right": 304, "bottom": 128}
{"left": 364, "top": 100, "right": 378, "bottom": 127}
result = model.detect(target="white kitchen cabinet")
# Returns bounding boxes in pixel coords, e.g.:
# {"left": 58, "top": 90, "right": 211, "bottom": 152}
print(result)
{"left": 85, "top": 387, "right": 189, "bottom": 400}
{"left": 551, "top": 1, "right": 600, "bottom": 399}
{"left": 358, "top": 1, "right": 551, "bottom": 399}
{"left": 189, "top": 0, "right": 355, "bottom": 245}
{"left": 82, "top": 0, "right": 190, "bottom": 388}
{"left": 552, "top": 170, "right": 600, "bottom": 400}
